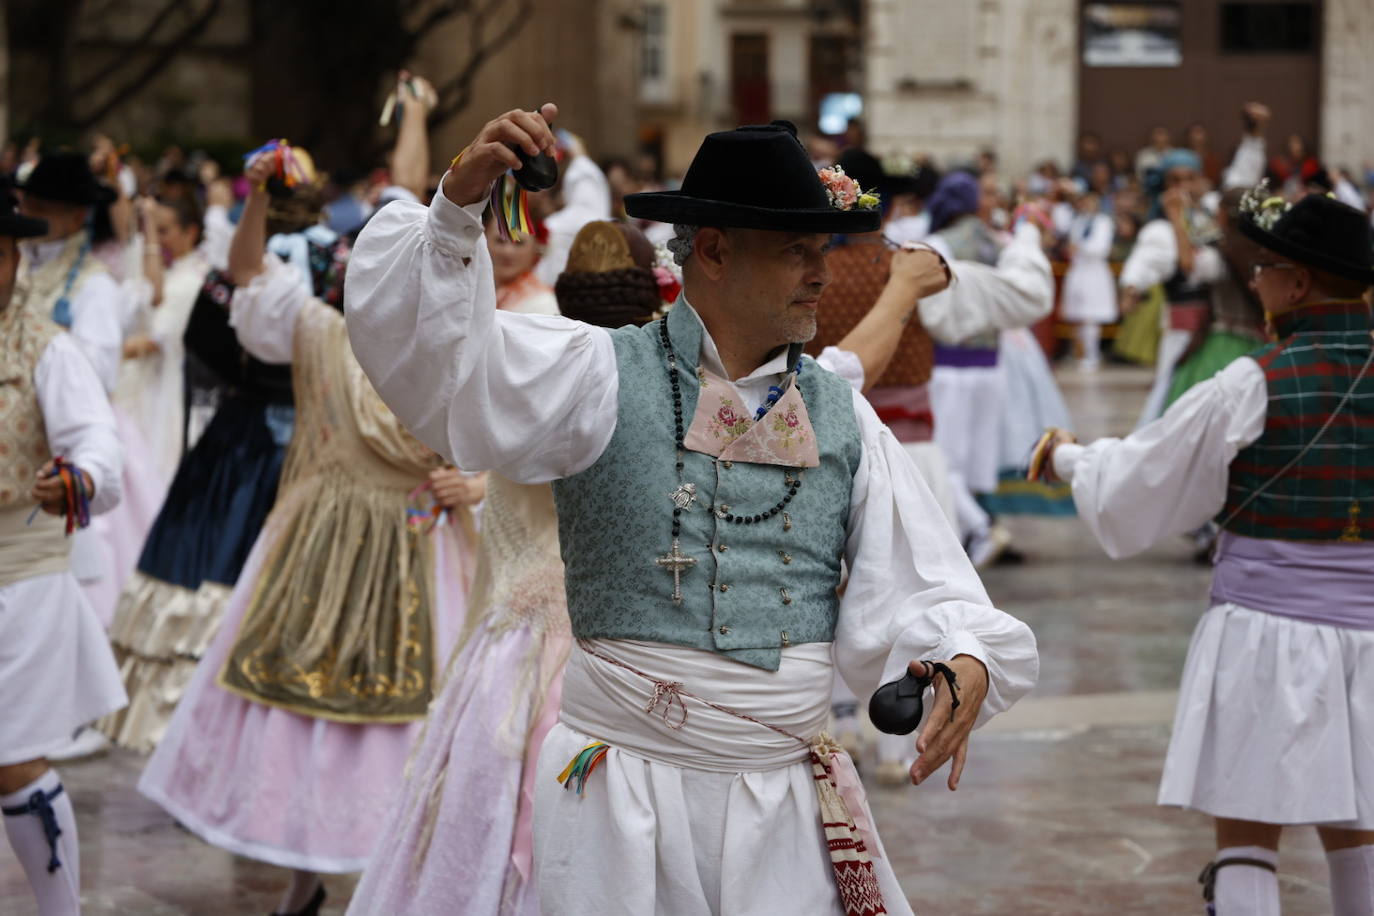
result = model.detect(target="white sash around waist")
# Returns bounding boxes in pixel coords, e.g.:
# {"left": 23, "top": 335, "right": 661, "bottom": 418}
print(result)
{"left": 0, "top": 506, "right": 69, "bottom": 589}
{"left": 559, "top": 638, "right": 835, "bottom": 772}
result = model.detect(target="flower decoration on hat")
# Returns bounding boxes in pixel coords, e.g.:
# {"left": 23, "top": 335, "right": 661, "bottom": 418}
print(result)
{"left": 1239, "top": 179, "right": 1290, "bottom": 232}
{"left": 652, "top": 242, "right": 683, "bottom": 305}
{"left": 817, "top": 165, "right": 880, "bottom": 212}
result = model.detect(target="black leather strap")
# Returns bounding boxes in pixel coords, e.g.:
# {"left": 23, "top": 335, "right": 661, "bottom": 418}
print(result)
{"left": 921, "top": 660, "right": 961, "bottom": 722}
{"left": 1199, "top": 857, "right": 1277, "bottom": 902}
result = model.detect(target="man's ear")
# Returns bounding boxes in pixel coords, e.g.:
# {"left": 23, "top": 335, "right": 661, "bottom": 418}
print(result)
{"left": 1294, "top": 266, "right": 1315, "bottom": 303}
{"left": 693, "top": 227, "right": 730, "bottom": 281}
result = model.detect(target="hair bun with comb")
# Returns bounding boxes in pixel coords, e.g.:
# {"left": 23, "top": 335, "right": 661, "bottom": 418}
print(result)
{"left": 556, "top": 221, "right": 664, "bottom": 328}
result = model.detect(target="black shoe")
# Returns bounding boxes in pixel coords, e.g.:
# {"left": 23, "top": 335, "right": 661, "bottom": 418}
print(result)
{"left": 271, "top": 883, "right": 325, "bottom": 916}
{"left": 995, "top": 545, "right": 1026, "bottom": 565}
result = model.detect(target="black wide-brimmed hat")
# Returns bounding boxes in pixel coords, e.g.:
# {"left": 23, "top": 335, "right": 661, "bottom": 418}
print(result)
{"left": 1240, "top": 192, "right": 1374, "bottom": 284}
{"left": 20, "top": 150, "right": 116, "bottom": 206}
{"left": 0, "top": 186, "right": 48, "bottom": 238}
{"left": 624, "top": 121, "right": 881, "bottom": 233}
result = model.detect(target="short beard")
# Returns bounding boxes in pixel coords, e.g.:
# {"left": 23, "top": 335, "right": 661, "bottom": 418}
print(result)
{"left": 779, "top": 312, "right": 817, "bottom": 344}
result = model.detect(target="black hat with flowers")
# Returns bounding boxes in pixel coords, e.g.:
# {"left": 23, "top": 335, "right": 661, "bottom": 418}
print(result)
{"left": 624, "top": 121, "right": 881, "bottom": 233}
{"left": 1239, "top": 186, "right": 1374, "bottom": 284}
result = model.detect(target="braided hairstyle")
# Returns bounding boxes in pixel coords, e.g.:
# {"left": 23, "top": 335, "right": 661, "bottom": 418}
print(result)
{"left": 263, "top": 145, "right": 326, "bottom": 238}
{"left": 555, "top": 221, "right": 663, "bottom": 329}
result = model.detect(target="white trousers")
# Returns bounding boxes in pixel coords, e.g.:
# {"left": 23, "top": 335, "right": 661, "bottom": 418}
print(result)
{"left": 533, "top": 640, "right": 914, "bottom": 915}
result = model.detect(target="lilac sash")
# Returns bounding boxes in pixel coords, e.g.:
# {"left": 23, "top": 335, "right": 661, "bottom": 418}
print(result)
{"left": 1211, "top": 531, "right": 1374, "bottom": 630}
{"left": 933, "top": 344, "right": 998, "bottom": 368}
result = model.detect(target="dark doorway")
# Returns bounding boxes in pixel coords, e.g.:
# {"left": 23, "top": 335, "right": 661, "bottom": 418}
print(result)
{"left": 731, "top": 33, "right": 771, "bottom": 125}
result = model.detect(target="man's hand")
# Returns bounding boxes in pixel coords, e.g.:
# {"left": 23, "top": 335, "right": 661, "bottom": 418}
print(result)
{"left": 443, "top": 103, "right": 559, "bottom": 207}
{"left": 430, "top": 467, "right": 486, "bottom": 509}
{"left": 1036, "top": 428, "right": 1078, "bottom": 484}
{"left": 889, "top": 246, "right": 950, "bottom": 301}
{"left": 31, "top": 460, "right": 93, "bottom": 516}
{"left": 909, "top": 653, "right": 989, "bottom": 790}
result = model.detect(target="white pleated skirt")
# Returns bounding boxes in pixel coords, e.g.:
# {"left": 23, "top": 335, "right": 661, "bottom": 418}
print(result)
{"left": 1160, "top": 602, "right": 1374, "bottom": 828}
{"left": 0, "top": 571, "right": 127, "bottom": 766}
{"left": 929, "top": 364, "right": 1004, "bottom": 495}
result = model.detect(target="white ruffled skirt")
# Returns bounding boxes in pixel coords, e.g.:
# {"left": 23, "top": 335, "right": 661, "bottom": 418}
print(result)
{"left": 1160, "top": 602, "right": 1374, "bottom": 828}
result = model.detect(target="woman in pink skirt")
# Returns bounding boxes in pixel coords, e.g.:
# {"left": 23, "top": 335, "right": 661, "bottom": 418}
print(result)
{"left": 138, "top": 147, "right": 480, "bottom": 916}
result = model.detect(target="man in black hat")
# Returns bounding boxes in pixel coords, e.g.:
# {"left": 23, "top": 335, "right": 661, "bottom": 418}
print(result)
{"left": 1036, "top": 190, "right": 1374, "bottom": 915}
{"left": 17, "top": 150, "right": 126, "bottom": 393}
{"left": 0, "top": 194, "right": 127, "bottom": 915}
{"left": 347, "top": 103, "right": 1038, "bottom": 914}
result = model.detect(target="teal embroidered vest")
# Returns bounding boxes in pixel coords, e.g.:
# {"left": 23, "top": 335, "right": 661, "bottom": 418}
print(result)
{"left": 552, "top": 303, "right": 863, "bottom": 670}
{"left": 1220, "top": 301, "right": 1374, "bottom": 541}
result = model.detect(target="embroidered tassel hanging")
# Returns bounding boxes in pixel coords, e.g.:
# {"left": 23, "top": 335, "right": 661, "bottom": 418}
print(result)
{"left": 556, "top": 741, "right": 610, "bottom": 795}
{"left": 810, "top": 746, "right": 887, "bottom": 916}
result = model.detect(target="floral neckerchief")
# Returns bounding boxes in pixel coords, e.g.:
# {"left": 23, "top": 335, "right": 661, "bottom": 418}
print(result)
{"left": 683, "top": 367, "right": 820, "bottom": 468}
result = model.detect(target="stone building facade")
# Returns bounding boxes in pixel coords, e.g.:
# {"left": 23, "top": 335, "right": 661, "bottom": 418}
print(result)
{"left": 865, "top": 0, "right": 1374, "bottom": 181}
{"left": 7, "top": 1, "right": 1372, "bottom": 186}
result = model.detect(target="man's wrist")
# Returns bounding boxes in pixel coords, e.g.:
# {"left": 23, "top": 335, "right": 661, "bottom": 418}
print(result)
{"left": 441, "top": 169, "right": 492, "bottom": 208}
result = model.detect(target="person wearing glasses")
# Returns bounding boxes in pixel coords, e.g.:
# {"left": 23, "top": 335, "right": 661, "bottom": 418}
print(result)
{"left": 1035, "top": 190, "right": 1374, "bottom": 916}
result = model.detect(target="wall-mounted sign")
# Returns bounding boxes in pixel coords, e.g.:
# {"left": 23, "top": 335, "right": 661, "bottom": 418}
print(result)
{"left": 1083, "top": 2, "right": 1182, "bottom": 67}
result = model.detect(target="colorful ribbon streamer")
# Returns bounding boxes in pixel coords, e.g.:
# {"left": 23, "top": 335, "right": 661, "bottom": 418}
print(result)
{"left": 556, "top": 741, "right": 610, "bottom": 795}
{"left": 26, "top": 456, "right": 91, "bottom": 535}
{"left": 488, "top": 173, "right": 535, "bottom": 243}
{"left": 243, "top": 139, "right": 310, "bottom": 189}
{"left": 405, "top": 480, "right": 448, "bottom": 534}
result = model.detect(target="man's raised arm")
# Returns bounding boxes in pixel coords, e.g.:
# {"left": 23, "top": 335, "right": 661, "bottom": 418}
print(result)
{"left": 345, "top": 104, "right": 619, "bottom": 483}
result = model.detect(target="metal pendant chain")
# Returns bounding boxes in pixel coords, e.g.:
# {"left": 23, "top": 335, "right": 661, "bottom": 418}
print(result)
{"left": 656, "top": 318, "right": 697, "bottom": 604}
{"left": 654, "top": 318, "right": 804, "bottom": 605}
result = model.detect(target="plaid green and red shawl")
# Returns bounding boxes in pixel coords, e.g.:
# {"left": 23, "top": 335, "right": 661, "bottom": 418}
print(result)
{"left": 1220, "top": 300, "right": 1374, "bottom": 541}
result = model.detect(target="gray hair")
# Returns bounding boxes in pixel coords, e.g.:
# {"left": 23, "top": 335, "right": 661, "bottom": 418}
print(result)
{"left": 666, "top": 224, "right": 699, "bottom": 267}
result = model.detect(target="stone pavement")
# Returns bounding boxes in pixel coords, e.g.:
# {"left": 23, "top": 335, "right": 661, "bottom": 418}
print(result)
{"left": 1, "top": 364, "right": 1336, "bottom": 914}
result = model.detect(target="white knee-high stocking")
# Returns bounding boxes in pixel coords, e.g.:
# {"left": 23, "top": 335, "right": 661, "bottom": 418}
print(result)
{"left": 1328, "top": 845, "right": 1374, "bottom": 916}
{"left": 1209, "top": 845, "right": 1279, "bottom": 915}
{"left": 2, "top": 768, "right": 81, "bottom": 916}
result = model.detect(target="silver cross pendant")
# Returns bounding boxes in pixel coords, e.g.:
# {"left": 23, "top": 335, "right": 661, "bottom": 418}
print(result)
{"left": 654, "top": 538, "right": 697, "bottom": 605}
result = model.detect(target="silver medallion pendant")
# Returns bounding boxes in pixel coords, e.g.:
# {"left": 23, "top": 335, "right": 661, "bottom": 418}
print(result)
{"left": 669, "top": 482, "right": 699, "bottom": 511}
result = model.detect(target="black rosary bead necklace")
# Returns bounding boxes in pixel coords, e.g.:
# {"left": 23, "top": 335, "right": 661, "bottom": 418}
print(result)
{"left": 655, "top": 317, "right": 804, "bottom": 604}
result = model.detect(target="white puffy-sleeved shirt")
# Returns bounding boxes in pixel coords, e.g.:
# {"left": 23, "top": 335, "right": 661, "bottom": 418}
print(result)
{"left": 23, "top": 238, "right": 126, "bottom": 394}
{"left": 35, "top": 333, "right": 124, "bottom": 515}
{"left": 345, "top": 188, "right": 1038, "bottom": 714}
{"left": 917, "top": 222, "right": 1055, "bottom": 345}
{"left": 1052, "top": 356, "right": 1268, "bottom": 559}
{"left": 1119, "top": 218, "right": 1227, "bottom": 294}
